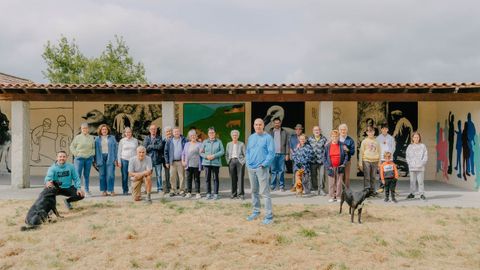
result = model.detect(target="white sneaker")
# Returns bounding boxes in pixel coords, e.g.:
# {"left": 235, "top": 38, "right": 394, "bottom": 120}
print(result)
{"left": 185, "top": 193, "right": 192, "bottom": 198}
{"left": 195, "top": 193, "right": 201, "bottom": 199}
{"left": 328, "top": 198, "right": 335, "bottom": 203}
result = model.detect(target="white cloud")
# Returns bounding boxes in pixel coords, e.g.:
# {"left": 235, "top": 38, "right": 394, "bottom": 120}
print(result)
{"left": 1, "top": 0, "right": 480, "bottom": 83}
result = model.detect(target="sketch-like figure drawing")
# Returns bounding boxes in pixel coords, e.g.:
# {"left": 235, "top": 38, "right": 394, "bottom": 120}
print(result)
{"left": 31, "top": 118, "right": 52, "bottom": 163}
{"left": 112, "top": 105, "right": 135, "bottom": 135}
{"left": 333, "top": 107, "right": 342, "bottom": 130}
{"left": 55, "top": 115, "right": 73, "bottom": 155}
{"left": 0, "top": 109, "right": 11, "bottom": 173}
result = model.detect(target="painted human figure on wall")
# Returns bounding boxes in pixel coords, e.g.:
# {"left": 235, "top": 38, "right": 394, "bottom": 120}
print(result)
{"left": 448, "top": 112, "right": 454, "bottom": 174}
{"left": 465, "top": 113, "right": 476, "bottom": 176}
{"left": 31, "top": 118, "right": 52, "bottom": 163}
{"left": 0, "top": 108, "right": 11, "bottom": 173}
{"left": 461, "top": 122, "right": 470, "bottom": 181}
{"left": 454, "top": 120, "right": 463, "bottom": 179}
{"left": 55, "top": 115, "right": 73, "bottom": 155}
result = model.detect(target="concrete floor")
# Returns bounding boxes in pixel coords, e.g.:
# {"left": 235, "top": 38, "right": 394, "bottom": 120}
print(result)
{"left": 1, "top": 174, "right": 479, "bottom": 208}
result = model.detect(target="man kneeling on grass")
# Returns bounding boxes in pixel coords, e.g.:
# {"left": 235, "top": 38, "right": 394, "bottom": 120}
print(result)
{"left": 45, "top": 151, "right": 85, "bottom": 210}
{"left": 129, "top": 146, "right": 153, "bottom": 203}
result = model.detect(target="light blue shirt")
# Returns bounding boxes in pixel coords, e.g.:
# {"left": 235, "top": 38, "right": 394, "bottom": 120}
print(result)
{"left": 44, "top": 162, "right": 80, "bottom": 189}
{"left": 173, "top": 138, "right": 183, "bottom": 160}
{"left": 246, "top": 132, "right": 275, "bottom": 169}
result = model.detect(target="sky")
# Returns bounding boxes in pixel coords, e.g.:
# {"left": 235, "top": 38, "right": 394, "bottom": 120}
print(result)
{"left": 1, "top": 0, "right": 480, "bottom": 84}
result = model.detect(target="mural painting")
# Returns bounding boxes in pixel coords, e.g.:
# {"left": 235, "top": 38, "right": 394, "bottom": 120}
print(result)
{"left": 388, "top": 102, "right": 417, "bottom": 176}
{"left": 183, "top": 103, "right": 245, "bottom": 166}
{"left": 0, "top": 107, "right": 11, "bottom": 173}
{"left": 252, "top": 102, "right": 305, "bottom": 173}
{"left": 30, "top": 107, "right": 73, "bottom": 167}
{"left": 436, "top": 111, "right": 477, "bottom": 186}
{"left": 356, "top": 102, "right": 387, "bottom": 176}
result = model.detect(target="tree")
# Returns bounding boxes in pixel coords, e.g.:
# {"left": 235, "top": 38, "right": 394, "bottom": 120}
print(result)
{"left": 42, "top": 35, "right": 147, "bottom": 84}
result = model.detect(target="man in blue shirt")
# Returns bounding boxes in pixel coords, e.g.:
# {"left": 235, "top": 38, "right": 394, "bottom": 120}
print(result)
{"left": 246, "top": 118, "right": 275, "bottom": 225}
{"left": 45, "top": 151, "right": 84, "bottom": 210}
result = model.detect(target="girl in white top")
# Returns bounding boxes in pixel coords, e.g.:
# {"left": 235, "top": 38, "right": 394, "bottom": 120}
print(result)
{"left": 406, "top": 131, "right": 428, "bottom": 200}
{"left": 117, "top": 127, "right": 138, "bottom": 195}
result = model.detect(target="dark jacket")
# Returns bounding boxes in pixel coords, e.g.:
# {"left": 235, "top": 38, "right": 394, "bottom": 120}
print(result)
{"left": 342, "top": 135, "right": 356, "bottom": 161}
{"left": 164, "top": 136, "right": 187, "bottom": 165}
{"left": 143, "top": 135, "right": 164, "bottom": 165}
{"left": 268, "top": 127, "right": 289, "bottom": 154}
{"left": 324, "top": 141, "right": 348, "bottom": 176}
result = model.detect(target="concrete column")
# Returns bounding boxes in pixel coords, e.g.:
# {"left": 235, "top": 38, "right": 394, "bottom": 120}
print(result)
{"left": 319, "top": 101, "right": 333, "bottom": 136}
{"left": 11, "top": 101, "right": 30, "bottom": 188}
{"left": 162, "top": 101, "right": 175, "bottom": 135}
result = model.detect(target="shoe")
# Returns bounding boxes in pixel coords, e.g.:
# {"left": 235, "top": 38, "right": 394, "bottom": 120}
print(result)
{"left": 213, "top": 194, "right": 219, "bottom": 200}
{"left": 179, "top": 190, "right": 185, "bottom": 196}
{"left": 262, "top": 217, "right": 273, "bottom": 225}
{"left": 318, "top": 190, "right": 327, "bottom": 196}
{"left": 280, "top": 188, "right": 285, "bottom": 192}
{"left": 195, "top": 193, "right": 202, "bottom": 199}
{"left": 384, "top": 197, "right": 389, "bottom": 202}
{"left": 102, "top": 192, "right": 107, "bottom": 196}
{"left": 205, "top": 194, "right": 212, "bottom": 200}
{"left": 231, "top": 195, "right": 237, "bottom": 199}
{"left": 123, "top": 192, "right": 128, "bottom": 196}
{"left": 64, "top": 199, "right": 73, "bottom": 210}
{"left": 406, "top": 193, "right": 415, "bottom": 199}
{"left": 169, "top": 193, "right": 175, "bottom": 197}
{"left": 110, "top": 192, "right": 115, "bottom": 197}
{"left": 246, "top": 213, "right": 260, "bottom": 221}
{"left": 392, "top": 198, "right": 398, "bottom": 203}
{"left": 185, "top": 193, "right": 192, "bottom": 198}
{"left": 420, "top": 195, "right": 426, "bottom": 200}
{"left": 377, "top": 188, "right": 384, "bottom": 193}
{"left": 328, "top": 198, "right": 335, "bottom": 203}
{"left": 144, "top": 198, "right": 152, "bottom": 204}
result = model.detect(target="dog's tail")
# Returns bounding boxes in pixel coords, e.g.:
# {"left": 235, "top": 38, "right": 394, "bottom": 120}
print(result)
{"left": 20, "top": 225, "right": 39, "bottom": 231}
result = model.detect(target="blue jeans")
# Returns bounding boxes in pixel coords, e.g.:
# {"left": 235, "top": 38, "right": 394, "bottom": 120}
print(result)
{"left": 270, "top": 154, "right": 285, "bottom": 189}
{"left": 153, "top": 164, "right": 163, "bottom": 191}
{"left": 99, "top": 153, "right": 115, "bottom": 192}
{"left": 74, "top": 156, "right": 93, "bottom": 192}
{"left": 120, "top": 159, "right": 130, "bottom": 194}
{"left": 248, "top": 167, "right": 273, "bottom": 219}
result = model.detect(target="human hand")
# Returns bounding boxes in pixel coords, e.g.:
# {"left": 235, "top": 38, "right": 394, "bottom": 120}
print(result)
{"left": 77, "top": 189, "right": 85, "bottom": 197}
{"left": 46, "top": 181, "right": 54, "bottom": 188}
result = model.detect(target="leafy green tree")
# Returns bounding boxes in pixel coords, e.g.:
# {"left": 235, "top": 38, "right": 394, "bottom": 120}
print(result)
{"left": 42, "top": 35, "right": 147, "bottom": 84}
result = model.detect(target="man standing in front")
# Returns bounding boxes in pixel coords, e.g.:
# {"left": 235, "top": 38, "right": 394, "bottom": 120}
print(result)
{"left": 143, "top": 124, "right": 163, "bottom": 193}
{"left": 308, "top": 126, "right": 328, "bottom": 196}
{"left": 129, "top": 146, "right": 153, "bottom": 203}
{"left": 246, "top": 118, "right": 275, "bottom": 225}
{"left": 45, "top": 151, "right": 84, "bottom": 210}
{"left": 165, "top": 127, "right": 187, "bottom": 196}
{"left": 268, "top": 118, "right": 289, "bottom": 192}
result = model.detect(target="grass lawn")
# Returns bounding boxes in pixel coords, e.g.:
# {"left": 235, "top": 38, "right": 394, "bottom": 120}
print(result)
{"left": 1, "top": 199, "right": 479, "bottom": 270}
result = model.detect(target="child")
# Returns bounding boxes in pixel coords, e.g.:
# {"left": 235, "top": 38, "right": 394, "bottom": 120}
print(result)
{"left": 359, "top": 126, "right": 381, "bottom": 196}
{"left": 379, "top": 151, "right": 399, "bottom": 203}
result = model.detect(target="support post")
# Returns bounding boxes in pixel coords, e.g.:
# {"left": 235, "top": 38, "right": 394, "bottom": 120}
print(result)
{"left": 11, "top": 101, "right": 30, "bottom": 188}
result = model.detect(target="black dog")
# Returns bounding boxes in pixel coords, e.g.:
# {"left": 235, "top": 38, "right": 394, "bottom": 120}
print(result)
{"left": 21, "top": 181, "right": 63, "bottom": 231}
{"left": 339, "top": 182, "right": 370, "bottom": 224}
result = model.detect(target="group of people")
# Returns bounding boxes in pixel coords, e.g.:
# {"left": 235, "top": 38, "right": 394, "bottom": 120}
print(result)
{"left": 43, "top": 117, "right": 428, "bottom": 225}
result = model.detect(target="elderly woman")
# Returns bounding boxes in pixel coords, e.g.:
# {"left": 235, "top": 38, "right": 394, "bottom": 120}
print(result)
{"left": 200, "top": 127, "right": 225, "bottom": 200}
{"left": 117, "top": 127, "right": 138, "bottom": 195}
{"left": 95, "top": 124, "right": 118, "bottom": 196}
{"left": 291, "top": 134, "right": 314, "bottom": 194}
{"left": 70, "top": 122, "right": 95, "bottom": 196}
{"left": 226, "top": 130, "right": 246, "bottom": 199}
{"left": 182, "top": 129, "right": 203, "bottom": 199}
{"left": 324, "top": 130, "right": 348, "bottom": 202}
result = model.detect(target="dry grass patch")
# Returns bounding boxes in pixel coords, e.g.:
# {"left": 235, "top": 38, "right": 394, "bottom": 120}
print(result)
{"left": 0, "top": 199, "right": 479, "bottom": 269}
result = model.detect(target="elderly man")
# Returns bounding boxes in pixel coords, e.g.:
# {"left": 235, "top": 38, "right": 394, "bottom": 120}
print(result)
{"left": 308, "top": 126, "right": 328, "bottom": 196}
{"left": 338, "top": 123, "right": 356, "bottom": 188}
{"left": 45, "top": 151, "right": 84, "bottom": 210}
{"left": 164, "top": 127, "right": 187, "bottom": 196}
{"left": 162, "top": 126, "right": 173, "bottom": 194}
{"left": 246, "top": 118, "right": 275, "bottom": 225}
{"left": 268, "top": 118, "right": 289, "bottom": 192}
{"left": 129, "top": 146, "right": 153, "bottom": 203}
{"left": 143, "top": 124, "right": 163, "bottom": 193}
